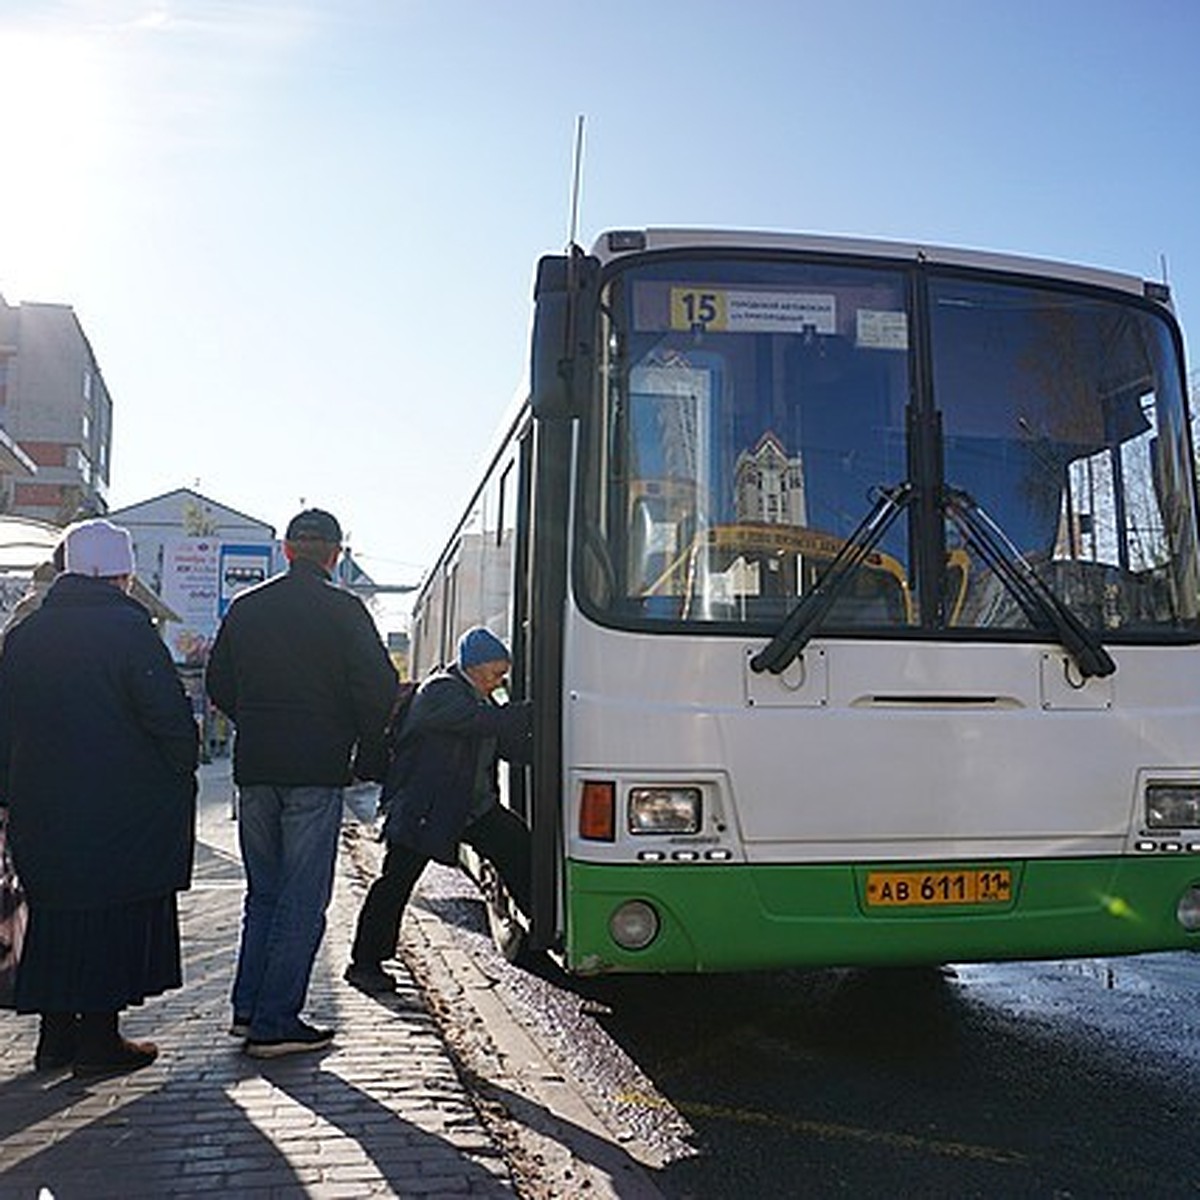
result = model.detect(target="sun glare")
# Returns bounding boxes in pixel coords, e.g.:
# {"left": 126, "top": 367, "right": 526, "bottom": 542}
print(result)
{"left": 0, "top": 31, "right": 112, "bottom": 301}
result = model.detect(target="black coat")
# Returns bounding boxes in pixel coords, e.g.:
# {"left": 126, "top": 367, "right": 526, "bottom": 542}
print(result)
{"left": 382, "top": 665, "right": 532, "bottom": 864}
{"left": 206, "top": 557, "right": 399, "bottom": 786}
{"left": 0, "top": 574, "right": 199, "bottom": 910}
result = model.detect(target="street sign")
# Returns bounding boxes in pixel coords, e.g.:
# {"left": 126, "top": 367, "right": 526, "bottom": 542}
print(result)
{"left": 219, "top": 543, "right": 275, "bottom": 617}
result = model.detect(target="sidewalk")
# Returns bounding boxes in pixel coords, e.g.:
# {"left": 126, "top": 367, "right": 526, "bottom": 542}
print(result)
{"left": 0, "top": 761, "right": 516, "bottom": 1198}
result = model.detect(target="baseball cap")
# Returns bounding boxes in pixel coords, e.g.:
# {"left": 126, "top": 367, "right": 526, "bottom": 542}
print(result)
{"left": 285, "top": 508, "right": 342, "bottom": 543}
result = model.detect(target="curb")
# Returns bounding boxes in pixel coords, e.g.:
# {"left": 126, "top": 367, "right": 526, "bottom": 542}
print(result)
{"left": 343, "top": 828, "right": 667, "bottom": 1199}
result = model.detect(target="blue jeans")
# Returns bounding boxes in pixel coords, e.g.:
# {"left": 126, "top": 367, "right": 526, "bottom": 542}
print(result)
{"left": 233, "top": 785, "right": 343, "bottom": 1040}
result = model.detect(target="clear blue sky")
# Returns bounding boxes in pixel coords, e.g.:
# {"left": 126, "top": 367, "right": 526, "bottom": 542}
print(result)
{"left": 2, "top": 0, "right": 1198, "bottom": 623}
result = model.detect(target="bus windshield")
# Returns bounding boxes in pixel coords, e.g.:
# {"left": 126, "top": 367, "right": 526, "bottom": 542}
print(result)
{"left": 577, "top": 255, "right": 1200, "bottom": 640}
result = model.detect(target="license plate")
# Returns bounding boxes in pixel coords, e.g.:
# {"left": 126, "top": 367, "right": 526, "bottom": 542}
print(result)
{"left": 865, "top": 867, "right": 1012, "bottom": 908}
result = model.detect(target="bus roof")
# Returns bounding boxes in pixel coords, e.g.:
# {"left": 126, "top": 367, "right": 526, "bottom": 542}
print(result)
{"left": 588, "top": 228, "right": 1161, "bottom": 301}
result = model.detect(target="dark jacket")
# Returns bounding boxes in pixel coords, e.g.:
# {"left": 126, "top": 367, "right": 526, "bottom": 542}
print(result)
{"left": 0, "top": 574, "right": 199, "bottom": 910}
{"left": 206, "top": 557, "right": 399, "bottom": 787}
{"left": 382, "top": 665, "right": 532, "bottom": 864}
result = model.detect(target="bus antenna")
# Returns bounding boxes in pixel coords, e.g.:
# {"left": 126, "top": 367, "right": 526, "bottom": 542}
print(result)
{"left": 567, "top": 115, "right": 585, "bottom": 253}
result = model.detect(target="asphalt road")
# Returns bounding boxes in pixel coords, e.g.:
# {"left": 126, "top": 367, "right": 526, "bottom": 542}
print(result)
{"left": 407, "top": 862, "right": 1200, "bottom": 1199}
{"left": 589, "top": 955, "right": 1200, "bottom": 1197}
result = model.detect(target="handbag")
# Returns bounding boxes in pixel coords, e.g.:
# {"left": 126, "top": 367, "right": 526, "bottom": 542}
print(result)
{"left": 0, "top": 809, "right": 27, "bottom": 1009}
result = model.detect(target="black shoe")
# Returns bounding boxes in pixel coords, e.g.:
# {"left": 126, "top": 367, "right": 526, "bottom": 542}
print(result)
{"left": 343, "top": 962, "right": 397, "bottom": 994}
{"left": 35, "top": 1045, "right": 75, "bottom": 1071}
{"left": 34, "top": 1014, "right": 79, "bottom": 1071}
{"left": 73, "top": 1037, "right": 158, "bottom": 1078}
{"left": 244, "top": 1022, "right": 334, "bottom": 1059}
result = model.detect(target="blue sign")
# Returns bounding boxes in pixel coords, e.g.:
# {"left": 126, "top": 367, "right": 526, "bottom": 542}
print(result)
{"left": 218, "top": 543, "right": 275, "bottom": 617}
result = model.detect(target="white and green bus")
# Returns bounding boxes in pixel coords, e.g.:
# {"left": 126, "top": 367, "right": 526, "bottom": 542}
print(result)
{"left": 410, "top": 228, "right": 1200, "bottom": 974}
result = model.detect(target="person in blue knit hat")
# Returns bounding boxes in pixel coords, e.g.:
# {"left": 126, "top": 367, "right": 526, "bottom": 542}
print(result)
{"left": 345, "top": 626, "right": 533, "bottom": 993}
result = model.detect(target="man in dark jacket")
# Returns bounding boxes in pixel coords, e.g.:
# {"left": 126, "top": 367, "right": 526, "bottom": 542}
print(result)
{"left": 206, "top": 508, "right": 398, "bottom": 1057}
{"left": 345, "top": 626, "right": 532, "bottom": 994}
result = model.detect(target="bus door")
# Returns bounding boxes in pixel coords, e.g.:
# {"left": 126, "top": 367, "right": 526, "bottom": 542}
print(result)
{"left": 524, "top": 414, "right": 569, "bottom": 955}
{"left": 507, "top": 427, "right": 535, "bottom": 825}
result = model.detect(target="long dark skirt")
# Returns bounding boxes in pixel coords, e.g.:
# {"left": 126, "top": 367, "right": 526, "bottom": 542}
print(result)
{"left": 14, "top": 894, "right": 182, "bottom": 1014}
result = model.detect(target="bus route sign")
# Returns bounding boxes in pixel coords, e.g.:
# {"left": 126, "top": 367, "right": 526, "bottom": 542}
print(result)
{"left": 669, "top": 287, "right": 837, "bottom": 334}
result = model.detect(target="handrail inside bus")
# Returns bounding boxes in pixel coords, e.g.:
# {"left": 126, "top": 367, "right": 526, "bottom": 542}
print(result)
{"left": 941, "top": 485, "right": 1116, "bottom": 680}
{"left": 750, "top": 481, "right": 914, "bottom": 675}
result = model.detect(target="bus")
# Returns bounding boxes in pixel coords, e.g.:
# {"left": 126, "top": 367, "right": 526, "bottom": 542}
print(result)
{"left": 410, "top": 228, "right": 1200, "bottom": 974}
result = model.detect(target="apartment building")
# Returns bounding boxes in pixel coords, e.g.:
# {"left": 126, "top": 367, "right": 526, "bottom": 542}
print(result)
{"left": 0, "top": 294, "right": 112, "bottom": 523}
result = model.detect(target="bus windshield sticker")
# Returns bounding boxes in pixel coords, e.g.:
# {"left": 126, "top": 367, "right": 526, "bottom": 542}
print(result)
{"left": 669, "top": 288, "right": 836, "bottom": 334}
{"left": 856, "top": 308, "right": 909, "bottom": 350}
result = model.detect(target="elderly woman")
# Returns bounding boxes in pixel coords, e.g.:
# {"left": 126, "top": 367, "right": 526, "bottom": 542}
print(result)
{"left": 0, "top": 518, "right": 198, "bottom": 1076}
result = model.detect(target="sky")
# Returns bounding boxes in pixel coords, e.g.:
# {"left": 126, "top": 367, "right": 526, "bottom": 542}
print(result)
{"left": 1, "top": 0, "right": 1199, "bottom": 632}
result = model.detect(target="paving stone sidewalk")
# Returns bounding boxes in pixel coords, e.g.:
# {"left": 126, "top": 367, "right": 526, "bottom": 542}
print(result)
{"left": 0, "top": 761, "right": 515, "bottom": 1198}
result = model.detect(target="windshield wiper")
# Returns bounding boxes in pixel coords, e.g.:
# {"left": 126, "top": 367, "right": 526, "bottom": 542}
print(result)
{"left": 940, "top": 485, "right": 1115, "bottom": 679}
{"left": 750, "top": 482, "right": 914, "bottom": 675}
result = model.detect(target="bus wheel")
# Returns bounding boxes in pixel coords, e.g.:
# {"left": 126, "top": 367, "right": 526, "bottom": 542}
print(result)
{"left": 479, "top": 860, "right": 526, "bottom": 963}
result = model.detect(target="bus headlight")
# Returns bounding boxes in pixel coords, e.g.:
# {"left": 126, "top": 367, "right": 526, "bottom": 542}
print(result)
{"left": 1176, "top": 885, "right": 1200, "bottom": 932}
{"left": 1146, "top": 783, "right": 1200, "bottom": 829}
{"left": 628, "top": 786, "right": 701, "bottom": 834}
{"left": 609, "top": 900, "right": 660, "bottom": 950}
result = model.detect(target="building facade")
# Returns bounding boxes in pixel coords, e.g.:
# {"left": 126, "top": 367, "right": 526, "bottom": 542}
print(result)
{"left": 107, "top": 488, "right": 278, "bottom": 666}
{"left": 0, "top": 294, "right": 112, "bottom": 523}
{"left": 734, "top": 431, "right": 807, "bottom": 526}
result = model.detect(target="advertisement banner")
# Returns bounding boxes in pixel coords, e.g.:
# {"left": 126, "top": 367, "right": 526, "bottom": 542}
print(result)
{"left": 160, "top": 538, "right": 221, "bottom": 665}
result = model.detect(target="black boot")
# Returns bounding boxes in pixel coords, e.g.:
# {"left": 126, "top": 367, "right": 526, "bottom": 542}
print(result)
{"left": 73, "top": 1011, "right": 157, "bottom": 1078}
{"left": 34, "top": 1011, "right": 78, "bottom": 1070}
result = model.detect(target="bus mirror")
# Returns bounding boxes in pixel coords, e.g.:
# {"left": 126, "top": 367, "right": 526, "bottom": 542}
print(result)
{"left": 531, "top": 252, "right": 598, "bottom": 419}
